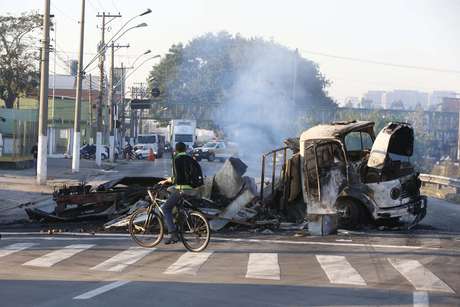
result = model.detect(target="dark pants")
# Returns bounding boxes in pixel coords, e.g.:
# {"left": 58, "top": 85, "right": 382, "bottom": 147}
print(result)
{"left": 161, "top": 186, "right": 199, "bottom": 233}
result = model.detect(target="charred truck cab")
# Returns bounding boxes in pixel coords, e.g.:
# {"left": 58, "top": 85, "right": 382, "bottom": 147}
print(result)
{"left": 265, "top": 120, "right": 427, "bottom": 235}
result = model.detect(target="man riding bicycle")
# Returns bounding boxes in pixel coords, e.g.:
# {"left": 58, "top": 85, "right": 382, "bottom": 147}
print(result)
{"left": 159, "top": 142, "right": 204, "bottom": 244}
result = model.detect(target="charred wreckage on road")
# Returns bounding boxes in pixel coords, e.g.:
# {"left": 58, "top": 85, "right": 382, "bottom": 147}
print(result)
{"left": 25, "top": 120, "right": 426, "bottom": 235}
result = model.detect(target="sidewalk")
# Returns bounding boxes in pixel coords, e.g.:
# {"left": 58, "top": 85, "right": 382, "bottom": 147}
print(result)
{"left": 0, "top": 157, "right": 169, "bottom": 225}
{"left": 0, "top": 157, "right": 127, "bottom": 224}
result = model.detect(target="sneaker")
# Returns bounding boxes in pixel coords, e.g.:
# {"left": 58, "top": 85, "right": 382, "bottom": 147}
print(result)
{"left": 164, "top": 232, "right": 179, "bottom": 244}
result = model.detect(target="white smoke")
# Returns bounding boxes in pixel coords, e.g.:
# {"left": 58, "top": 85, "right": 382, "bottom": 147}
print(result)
{"left": 215, "top": 45, "right": 301, "bottom": 176}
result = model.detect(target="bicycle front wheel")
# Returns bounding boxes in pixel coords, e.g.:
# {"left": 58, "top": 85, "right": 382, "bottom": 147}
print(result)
{"left": 180, "top": 211, "right": 211, "bottom": 252}
{"left": 129, "top": 207, "right": 164, "bottom": 248}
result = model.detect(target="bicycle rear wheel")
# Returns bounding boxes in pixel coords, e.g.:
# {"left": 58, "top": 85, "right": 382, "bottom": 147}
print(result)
{"left": 129, "top": 207, "right": 164, "bottom": 248}
{"left": 180, "top": 211, "right": 211, "bottom": 252}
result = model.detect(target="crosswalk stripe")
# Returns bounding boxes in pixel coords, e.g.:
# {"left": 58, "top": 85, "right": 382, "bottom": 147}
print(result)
{"left": 164, "top": 252, "right": 213, "bottom": 275}
{"left": 316, "top": 255, "right": 366, "bottom": 286}
{"left": 0, "top": 243, "right": 37, "bottom": 258}
{"left": 413, "top": 291, "right": 429, "bottom": 307}
{"left": 90, "top": 247, "right": 155, "bottom": 272}
{"left": 388, "top": 258, "right": 454, "bottom": 293}
{"left": 245, "top": 253, "right": 280, "bottom": 280}
{"left": 23, "top": 244, "right": 94, "bottom": 267}
{"left": 73, "top": 281, "right": 131, "bottom": 300}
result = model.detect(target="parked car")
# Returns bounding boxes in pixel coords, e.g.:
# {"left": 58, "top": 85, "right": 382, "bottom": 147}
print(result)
{"left": 193, "top": 141, "right": 238, "bottom": 162}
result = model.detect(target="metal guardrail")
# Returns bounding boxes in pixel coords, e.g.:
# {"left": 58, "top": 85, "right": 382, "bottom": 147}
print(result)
{"left": 419, "top": 173, "right": 460, "bottom": 190}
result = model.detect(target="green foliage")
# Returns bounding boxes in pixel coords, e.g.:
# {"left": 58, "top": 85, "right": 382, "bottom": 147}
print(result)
{"left": 147, "top": 32, "right": 335, "bottom": 109}
{"left": 0, "top": 12, "right": 42, "bottom": 108}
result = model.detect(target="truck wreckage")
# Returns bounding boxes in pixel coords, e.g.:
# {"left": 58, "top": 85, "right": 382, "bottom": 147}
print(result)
{"left": 25, "top": 120, "right": 426, "bottom": 236}
{"left": 263, "top": 120, "right": 427, "bottom": 234}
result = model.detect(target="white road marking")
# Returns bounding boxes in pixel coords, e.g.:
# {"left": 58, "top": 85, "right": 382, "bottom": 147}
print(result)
{"left": 164, "top": 252, "right": 213, "bottom": 275}
{"left": 413, "top": 291, "right": 429, "bottom": 307}
{"left": 0, "top": 243, "right": 37, "bottom": 258}
{"left": 23, "top": 244, "right": 94, "bottom": 267}
{"left": 0, "top": 234, "right": 448, "bottom": 252}
{"left": 73, "top": 281, "right": 131, "bottom": 300}
{"left": 316, "top": 255, "right": 367, "bottom": 286}
{"left": 388, "top": 258, "right": 454, "bottom": 293}
{"left": 91, "top": 247, "right": 154, "bottom": 272}
{"left": 421, "top": 237, "right": 441, "bottom": 249}
{"left": 245, "top": 253, "right": 280, "bottom": 280}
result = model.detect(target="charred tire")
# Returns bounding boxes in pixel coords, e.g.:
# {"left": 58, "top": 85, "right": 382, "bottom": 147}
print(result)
{"left": 180, "top": 211, "right": 211, "bottom": 252}
{"left": 129, "top": 208, "right": 164, "bottom": 248}
{"left": 336, "top": 199, "right": 367, "bottom": 230}
{"left": 207, "top": 153, "right": 215, "bottom": 162}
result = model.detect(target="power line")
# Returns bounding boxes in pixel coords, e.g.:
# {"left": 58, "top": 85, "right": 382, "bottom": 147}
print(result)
{"left": 300, "top": 49, "right": 460, "bottom": 74}
{"left": 87, "top": 0, "right": 99, "bottom": 12}
{"left": 50, "top": 3, "right": 79, "bottom": 23}
{"left": 111, "top": 0, "right": 120, "bottom": 13}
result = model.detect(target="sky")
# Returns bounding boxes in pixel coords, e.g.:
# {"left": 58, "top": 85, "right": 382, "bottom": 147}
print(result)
{"left": 1, "top": 0, "right": 459, "bottom": 103}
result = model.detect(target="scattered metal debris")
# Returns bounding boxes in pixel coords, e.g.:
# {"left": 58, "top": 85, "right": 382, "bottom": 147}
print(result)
{"left": 25, "top": 177, "right": 163, "bottom": 223}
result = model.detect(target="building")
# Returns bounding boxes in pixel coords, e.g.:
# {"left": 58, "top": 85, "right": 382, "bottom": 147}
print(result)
{"left": 439, "top": 97, "right": 460, "bottom": 112}
{"left": 383, "top": 90, "right": 429, "bottom": 110}
{"left": 363, "top": 90, "right": 385, "bottom": 109}
{"left": 48, "top": 74, "right": 101, "bottom": 102}
{"left": 429, "top": 91, "right": 458, "bottom": 110}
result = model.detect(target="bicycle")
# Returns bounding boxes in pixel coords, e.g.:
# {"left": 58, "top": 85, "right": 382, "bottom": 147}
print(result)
{"left": 128, "top": 185, "right": 211, "bottom": 252}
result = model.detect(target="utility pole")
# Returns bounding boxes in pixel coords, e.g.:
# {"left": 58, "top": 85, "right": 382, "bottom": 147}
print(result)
{"left": 95, "top": 12, "right": 121, "bottom": 167}
{"left": 72, "top": 0, "right": 86, "bottom": 173}
{"left": 130, "top": 85, "right": 136, "bottom": 140}
{"left": 89, "top": 73, "right": 93, "bottom": 141}
{"left": 108, "top": 42, "right": 115, "bottom": 162}
{"left": 120, "top": 62, "right": 126, "bottom": 145}
{"left": 109, "top": 43, "right": 129, "bottom": 162}
{"left": 134, "top": 82, "right": 146, "bottom": 136}
{"left": 37, "top": 0, "right": 51, "bottom": 184}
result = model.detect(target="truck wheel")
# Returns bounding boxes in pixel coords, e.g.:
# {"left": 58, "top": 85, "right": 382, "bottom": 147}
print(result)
{"left": 336, "top": 200, "right": 364, "bottom": 229}
{"left": 207, "top": 153, "right": 215, "bottom": 162}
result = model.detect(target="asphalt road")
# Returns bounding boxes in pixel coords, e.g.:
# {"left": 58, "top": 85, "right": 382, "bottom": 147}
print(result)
{"left": 0, "top": 232, "right": 458, "bottom": 307}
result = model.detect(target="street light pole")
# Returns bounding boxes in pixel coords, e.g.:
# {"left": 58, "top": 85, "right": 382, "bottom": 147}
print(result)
{"left": 108, "top": 42, "right": 115, "bottom": 162}
{"left": 72, "top": 0, "right": 86, "bottom": 173}
{"left": 108, "top": 43, "right": 129, "bottom": 162}
{"left": 95, "top": 13, "right": 106, "bottom": 167}
{"left": 120, "top": 62, "right": 125, "bottom": 145}
{"left": 37, "top": 0, "right": 51, "bottom": 185}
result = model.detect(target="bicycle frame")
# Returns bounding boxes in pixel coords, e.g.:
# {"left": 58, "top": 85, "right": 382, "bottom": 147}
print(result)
{"left": 146, "top": 188, "right": 195, "bottom": 233}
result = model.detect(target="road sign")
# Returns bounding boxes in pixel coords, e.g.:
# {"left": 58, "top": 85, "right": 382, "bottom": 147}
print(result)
{"left": 130, "top": 99, "right": 151, "bottom": 110}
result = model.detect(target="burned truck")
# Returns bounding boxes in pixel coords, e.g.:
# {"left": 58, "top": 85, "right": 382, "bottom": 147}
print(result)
{"left": 264, "top": 120, "right": 427, "bottom": 234}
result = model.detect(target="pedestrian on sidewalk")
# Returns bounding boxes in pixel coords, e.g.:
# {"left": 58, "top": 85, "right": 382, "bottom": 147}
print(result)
{"left": 31, "top": 144, "right": 38, "bottom": 175}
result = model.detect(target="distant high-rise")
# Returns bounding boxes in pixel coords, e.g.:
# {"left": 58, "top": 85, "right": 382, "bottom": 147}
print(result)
{"left": 383, "top": 90, "right": 429, "bottom": 110}
{"left": 363, "top": 90, "right": 385, "bottom": 109}
{"left": 429, "top": 91, "right": 458, "bottom": 110}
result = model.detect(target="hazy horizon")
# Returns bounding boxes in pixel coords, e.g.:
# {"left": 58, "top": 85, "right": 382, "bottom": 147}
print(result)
{"left": 1, "top": 0, "right": 459, "bottom": 102}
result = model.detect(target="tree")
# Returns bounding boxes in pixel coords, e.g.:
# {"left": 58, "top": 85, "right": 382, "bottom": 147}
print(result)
{"left": 147, "top": 32, "right": 335, "bottom": 109}
{"left": 0, "top": 12, "right": 42, "bottom": 108}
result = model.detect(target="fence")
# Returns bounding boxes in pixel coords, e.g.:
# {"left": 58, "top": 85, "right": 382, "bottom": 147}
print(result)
{"left": 419, "top": 173, "right": 460, "bottom": 202}
{"left": 0, "top": 108, "right": 38, "bottom": 160}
